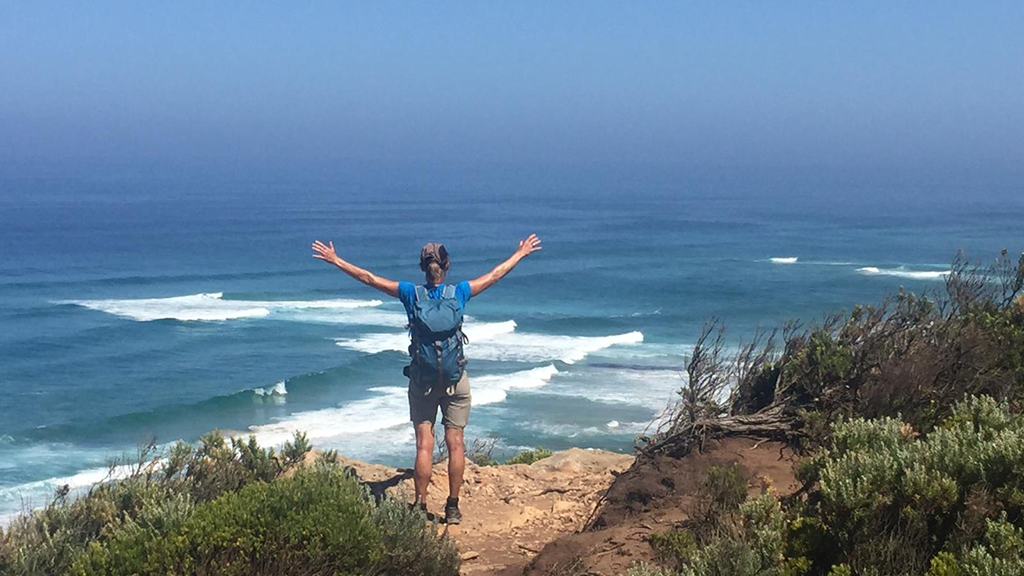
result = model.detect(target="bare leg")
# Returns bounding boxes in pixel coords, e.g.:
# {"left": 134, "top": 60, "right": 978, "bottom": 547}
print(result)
{"left": 444, "top": 426, "right": 465, "bottom": 499}
{"left": 413, "top": 421, "right": 435, "bottom": 505}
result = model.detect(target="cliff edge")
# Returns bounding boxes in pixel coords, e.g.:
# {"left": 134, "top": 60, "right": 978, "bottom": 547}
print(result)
{"left": 320, "top": 448, "right": 635, "bottom": 575}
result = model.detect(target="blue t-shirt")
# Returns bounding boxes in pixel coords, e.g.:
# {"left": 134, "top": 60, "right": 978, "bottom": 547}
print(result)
{"left": 397, "top": 281, "right": 472, "bottom": 320}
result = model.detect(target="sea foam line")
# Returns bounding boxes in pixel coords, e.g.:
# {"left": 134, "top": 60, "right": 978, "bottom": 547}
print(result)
{"left": 245, "top": 364, "right": 560, "bottom": 447}
{"left": 857, "top": 267, "right": 950, "bottom": 280}
{"left": 0, "top": 459, "right": 151, "bottom": 526}
{"left": 334, "top": 320, "right": 644, "bottom": 364}
{"left": 65, "top": 292, "right": 388, "bottom": 322}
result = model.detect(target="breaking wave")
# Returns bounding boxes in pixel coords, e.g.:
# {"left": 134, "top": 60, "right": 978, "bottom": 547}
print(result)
{"left": 857, "top": 267, "right": 950, "bottom": 280}
{"left": 65, "top": 292, "right": 393, "bottom": 323}
{"left": 246, "top": 365, "right": 560, "bottom": 447}
{"left": 334, "top": 320, "right": 643, "bottom": 364}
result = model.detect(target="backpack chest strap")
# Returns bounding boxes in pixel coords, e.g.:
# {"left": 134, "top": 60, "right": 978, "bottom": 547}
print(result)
{"left": 442, "top": 284, "right": 456, "bottom": 299}
{"left": 414, "top": 285, "right": 429, "bottom": 302}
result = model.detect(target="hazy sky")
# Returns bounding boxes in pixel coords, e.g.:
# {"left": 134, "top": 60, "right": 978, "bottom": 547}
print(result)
{"left": 1, "top": 2, "right": 1021, "bottom": 179}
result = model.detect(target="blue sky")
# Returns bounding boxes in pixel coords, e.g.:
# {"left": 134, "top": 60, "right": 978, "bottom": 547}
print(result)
{"left": 1, "top": 2, "right": 1021, "bottom": 180}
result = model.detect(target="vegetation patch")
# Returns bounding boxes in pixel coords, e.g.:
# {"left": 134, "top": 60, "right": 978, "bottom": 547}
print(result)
{"left": 0, "top": 432, "right": 459, "bottom": 576}
{"left": 627, "top": 251, "right": 1024, "bottom": 576}
{"left": 504, "top": 447, "right": 554, "bottom": 466}
{"left": 634, "top": 397, "right": 1024, "bottom": 576}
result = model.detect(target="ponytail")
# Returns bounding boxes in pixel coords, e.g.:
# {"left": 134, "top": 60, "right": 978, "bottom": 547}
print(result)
{"left": 426, "top": 260, "right": 445, "bottom": 285}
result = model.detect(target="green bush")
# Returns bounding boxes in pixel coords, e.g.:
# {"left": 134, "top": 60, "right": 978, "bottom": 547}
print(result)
{"left": 369, "top": 491, "right": 460, "bottom": 576}
{"left": 643, "top": 397, "right": 1024, "bottom": 576}
{"left": 70, "top": 465, "right": 383, "bottom": 576}
{"left": 504, "top": 447, "right": 553, "bottom": 465}
{"left": 1, "top": 433, "right": 459, "bottom": 576}
{"left": 677, "top": 494, "right": 808, "bottom": 576}
{"left": 808, "top": 395, "right": 1024, "bottom": 574}
{"left": 648, "top": 529, "right": 695, "bottom": 569}
{"left": 625, "top": 562, "right": 677, "bottom": 576}
{"left": 0, "top": 469, "right": 193, "bottom": 576}
{"left": 281, "top": 431, "right": 312, "bottom": 467}
{"left": 70, "top": 464, "right": 458, "bottom": 576}
{"left": 698, "top": 465, "right": 747, "bottom": 523}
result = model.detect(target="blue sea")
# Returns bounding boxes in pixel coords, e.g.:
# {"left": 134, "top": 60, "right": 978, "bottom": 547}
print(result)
{"left": 1, "top": 170, "right": 1021, "bottom": 520}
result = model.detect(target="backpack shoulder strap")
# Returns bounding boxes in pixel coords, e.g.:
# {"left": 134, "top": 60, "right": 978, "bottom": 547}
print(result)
{"left": 442, "top": 284, "right": 456, "bottom": 299}
{"left": 414, "top": 285, "right": 428, "bottom": 302}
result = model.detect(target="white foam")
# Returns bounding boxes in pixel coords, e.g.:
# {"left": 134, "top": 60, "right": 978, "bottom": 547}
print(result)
{"left": 246, "top": 386, "right": 410, "bottom": 447}
{"left": 253, "top": 381, "right": 287, "bottom": 396}
{"left": 467, "top": 319, "right": 518, "bottom": 340}
{"left": 537, "top": 366, "right": 683, "bottom": 416}
{"left": 857, "top": 267, "right": 949, "bottom": 280}
{"left": 67, "top": 293, "right": 386, "bottom": 322}
{"left": 333, "top": 332, "right": 409, "bottom": 354}
{"left": 335, "top": 320, "right": 643, "bottom": 364}
{"left": 0, "top": 461, "right": 139, "bottom": 522}
{"left": 471, "top": 364, "right": 560, "bottom": 406}
{"left": 606, "top": 420, "right": 620, "bottom": 428}
{"left": 474, "top": 328, "right": 643, "bottom": 364}
{"left": 245, "top": 364, "right": 559, "bottom": 448}
{"left": 770, "top": 257, "right": 798, "bottom": 264}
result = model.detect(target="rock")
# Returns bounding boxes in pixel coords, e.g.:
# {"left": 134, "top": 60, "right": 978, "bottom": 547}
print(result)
{"left": 460, "top": 550, "right": 480, "bottom": 561}
{"left": 551, "top": 500, "right": 577, "bottom": 514}
{"left": 530, "top": 447, "right": 634, "bottom": 475}
{"left": 508, "top": 505, "right": 544, "bottom": 529}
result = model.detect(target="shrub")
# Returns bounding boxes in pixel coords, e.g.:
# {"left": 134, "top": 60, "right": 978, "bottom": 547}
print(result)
{"left": 653, "top": 250, "right": 1024, "bottom": 451}
{"left": 187, "top": 432, "right": 280, "bottom": 501}
{"left": 1, "top": 434, "right": 459, "bottom": 576}
{"left": 504, "top": 447, "right": 553, "bottom": 466}
{"left": 0, "top": 465, "right": 190, "bottom": 576}
{"left": 648, "top": 529, "right": 695, "bottom": 569}
{"left": 625, "top": 562, "right": 677, "bottom": 576}
{"left": 281, "top": 431, "right": 312, "bottom": 467}
{"left": 70, "top": 465, "right": 383, "bottom": 576}
{"left": 678, "top": 494, "right": 808, "bottom": 576}
{"left": 369, "top": 491, "right": 460, "bottom": 576}
{"left": 645, "top": 397, "right": 1024, "bottom": 576}
{"left": 698, "top": 465, "right": 747, "bottom": 523}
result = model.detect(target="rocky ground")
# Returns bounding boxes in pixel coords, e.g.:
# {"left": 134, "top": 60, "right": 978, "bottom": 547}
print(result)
{"left": 332, "top": 438, "right": 799, "bottom": 576}
{"left": 330, "top": 448, "right": 634, "bottom": 576}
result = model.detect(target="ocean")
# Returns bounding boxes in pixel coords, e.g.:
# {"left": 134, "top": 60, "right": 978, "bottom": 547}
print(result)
{"left": 1, "top": 171, "right": 1021, "bottom": 520}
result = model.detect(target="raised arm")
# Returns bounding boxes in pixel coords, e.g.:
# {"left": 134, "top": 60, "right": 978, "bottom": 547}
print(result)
{"left": 311, "top": 240, "right": 400, "bottom": 298}
{"left": 468, "top": 234, "right": 542, "bottom": 297}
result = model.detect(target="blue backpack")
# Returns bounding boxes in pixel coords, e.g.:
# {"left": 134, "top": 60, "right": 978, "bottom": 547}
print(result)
{"left": 404, "top": 284, "right": 467, "bottom": 391}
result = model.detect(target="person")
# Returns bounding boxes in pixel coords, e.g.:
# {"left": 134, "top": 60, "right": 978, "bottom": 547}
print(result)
{"left": 311, "top": 234, "right": 542, "bottom": 524}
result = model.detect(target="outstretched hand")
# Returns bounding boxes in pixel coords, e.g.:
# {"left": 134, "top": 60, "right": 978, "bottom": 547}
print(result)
{"left": 516, "top": 234, "right": 542, "bottom": 258}
{"left": 311, "top": 240, "right": 339, "bottom": 265}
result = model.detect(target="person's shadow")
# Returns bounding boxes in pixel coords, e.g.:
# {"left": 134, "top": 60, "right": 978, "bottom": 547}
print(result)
{"left": 358, "top": 467, "right": 414, "bottom": 500}
{"left": 344, "top": 466, "right": 443, "bottom": 521}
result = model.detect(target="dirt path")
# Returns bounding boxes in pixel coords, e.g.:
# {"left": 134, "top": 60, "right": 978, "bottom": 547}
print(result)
{"left": 333, "top": 449, "right": 635, "bottom": 575}
{"left": 333, "top": 438, "right": 799, "bottom": 576}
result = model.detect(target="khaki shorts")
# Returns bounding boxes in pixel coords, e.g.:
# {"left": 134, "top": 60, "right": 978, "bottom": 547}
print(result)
{"left": 408, "top": 370, "right": 471, "bottom": 429}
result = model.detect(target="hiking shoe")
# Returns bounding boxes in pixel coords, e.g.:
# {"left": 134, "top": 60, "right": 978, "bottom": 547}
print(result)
{"left": 444, "top": 498, "right": 462, "bottom": 525}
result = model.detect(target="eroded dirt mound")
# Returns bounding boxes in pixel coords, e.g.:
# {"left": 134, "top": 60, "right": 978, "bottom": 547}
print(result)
{"left": 517, "top": 437, "right": 801, "bottom": 576}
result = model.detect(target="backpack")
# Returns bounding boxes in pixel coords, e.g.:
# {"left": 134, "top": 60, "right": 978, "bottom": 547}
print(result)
{"left": 404, "top": 284, "right": 467, "bottom": 391}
